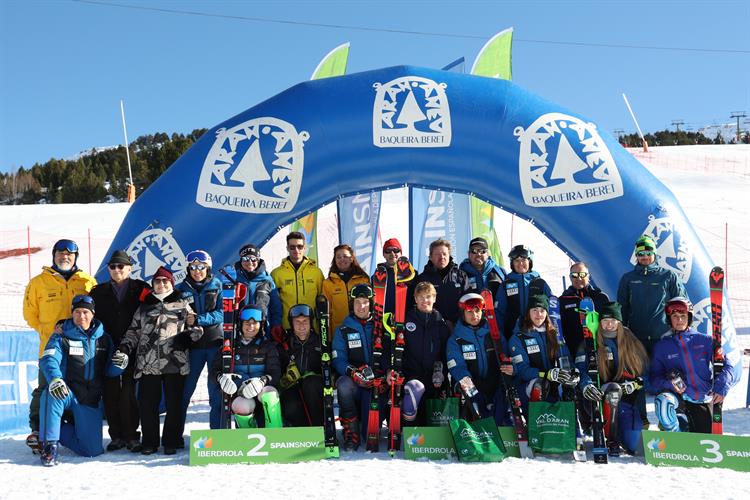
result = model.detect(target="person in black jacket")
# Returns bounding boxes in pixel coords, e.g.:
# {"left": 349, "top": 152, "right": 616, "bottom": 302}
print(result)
{"left": 277, "top": 304, "right": 324, "bottom": 426}
{"left": 408, "top": 239, "right": 468, "bottom": 327}
{"left": 89, "top": 250, "right": 149, "bottom": 452}
{"left": 402, "top": 282, "right": 451, "bottom": 425}
{"left": 558, "top": 262, "right": 610, "bottom": 356}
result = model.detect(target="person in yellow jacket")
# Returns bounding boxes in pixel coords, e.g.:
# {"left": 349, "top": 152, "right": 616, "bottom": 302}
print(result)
{"left": 22, "top": 239, "right": 96, "bottom": 451}
{"left": 322, "top": 244, "right": 371, "bottom": 334}
{"left": 271, "top": 231, "right": 324, "bottom": 333}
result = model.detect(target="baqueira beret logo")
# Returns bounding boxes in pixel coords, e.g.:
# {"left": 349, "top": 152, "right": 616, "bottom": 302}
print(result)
{"left": 196, "top": 117, "right": 309, "bottom": 214}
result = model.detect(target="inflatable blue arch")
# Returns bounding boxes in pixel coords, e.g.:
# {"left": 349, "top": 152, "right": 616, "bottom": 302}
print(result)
{"left": 98, "top": 65, "right": 741, "bottom": 379}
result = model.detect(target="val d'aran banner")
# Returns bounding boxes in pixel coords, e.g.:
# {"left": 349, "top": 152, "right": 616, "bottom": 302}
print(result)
{"left": 337, "top": 192, "right": 381, "bottom": 275}
{"left": 98, "top": 65, "right": 743, "bottom": 386}
{"left": 289, "top": 42, "right": 351, "bottom": 261}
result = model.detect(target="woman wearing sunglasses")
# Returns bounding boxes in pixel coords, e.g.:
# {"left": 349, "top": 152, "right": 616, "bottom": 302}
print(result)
{"left": 322, "top": 244, "right": 371, "bottom": 334}
{"left": 117, "top": 266, "right": 203, "bottom": 455}
{"left": 176, "top": 250, "right": 225, "bottom": 432}
{"left": 616, "top": 235, "right": 688, "bottom": 355}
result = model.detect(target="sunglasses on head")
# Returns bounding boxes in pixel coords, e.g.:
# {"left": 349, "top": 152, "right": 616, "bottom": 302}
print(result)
{"left": 241, "top": 255, "right": 258, "bottom": 263}
{"left": 384, "top": 248, "right": 401, "bottom": 255}
{"left": 570, "top": 271, "right": 589, "bottom": 279}
{"left": 189, "top": 264, "right": 207, "bottom": 271}
{"left": 636, "top": 251, "right": 654, "bottom": 257}
{"left": 470, "top": 248, "right": 487, "bottom": 255}
{"left": 108, "top": 264, "right": 126, "bottom": 270}
{"left": 288, "top": 244, "right": 305, "bottom": 250}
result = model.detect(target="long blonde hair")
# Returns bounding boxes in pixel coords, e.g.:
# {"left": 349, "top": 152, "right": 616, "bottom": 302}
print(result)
{"left": 597, "top": 323, "right": 648, "bottom": 382}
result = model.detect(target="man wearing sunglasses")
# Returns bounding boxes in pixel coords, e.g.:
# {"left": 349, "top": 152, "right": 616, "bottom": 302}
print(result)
{"left": 23, "top": 239, "right": 97, "bottom": 452}
{"left": 373, "top": 238, "right": 415, "bottom": 318}
{"left": 89, "top": 250, "right": 149, "bottom": 452}
{"left": 458, "top": 237, "right": 507, "bottom": 300}
{"left": 225, "top": 243, "right": 282, "bottom": 340}
{"left": 558, "top": 262, "right": 610, "bottom": 356}
{"left": 271, "top": 232, "right": 324, "bottom": 333}
{"left": 617, "top": 235, "right": 688, "bottom": 355}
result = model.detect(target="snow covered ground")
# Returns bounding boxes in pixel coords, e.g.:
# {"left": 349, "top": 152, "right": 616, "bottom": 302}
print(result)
{"left": 1, "top": 145, "right": 749, "bottom": 497}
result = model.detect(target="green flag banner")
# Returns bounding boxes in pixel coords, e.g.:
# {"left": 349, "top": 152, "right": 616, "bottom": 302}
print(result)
{"left": 189, "top": 427, "right": 328, "bottom": 465}
{"left": 642, "top": 430, "right": 750, "bottom": 472}
{"left": 470, "top": 27, "right": 513, "bottom": 80}
{"left": 291, "top": 43, "right": 351, "bottom": 258}
{"left": 470, "top": 196, "right": 504, "bottom": 267}
{"left": 403, "top": 426, "right": 521, "bottom": 461}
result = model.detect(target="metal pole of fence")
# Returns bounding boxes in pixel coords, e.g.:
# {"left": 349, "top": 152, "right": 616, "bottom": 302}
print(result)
{"left": 27, "top": 225, "right": 31, "bottom": 280}
{"left": 88, "top": 228, "right": 92, "bottom": 273}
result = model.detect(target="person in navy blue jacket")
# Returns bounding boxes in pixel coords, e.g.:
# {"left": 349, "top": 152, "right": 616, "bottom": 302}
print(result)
{"left": 177, "top": 250, "right": 225, "bottom": 431}
{"left": 332, "top": 283, "right": 391, "bottom": 451}
{"left": 496, "top": 245, "right": 551, "bottom": 340}
{"left": 446, "top": 292, "right": 512, "bottom": 424}
{"left": 650, "top": 297, "right": 735, "bottom": 434}
{"left": 508, "top": 294, "right": 578, "bottom": 409}
{"left": 458, "top": 237, "right": 506, "bottom": 303}
{"left": 402, "top": 282, "right": 451, "bottom": 425}
{"left": 38, "top": 295, "right": 125, "bottom": 466}
{"left": 576, "top": 301, "right": 648, "bottom": 455}
{"left": 212, "top": 304, "right": 281, "bottom": 428}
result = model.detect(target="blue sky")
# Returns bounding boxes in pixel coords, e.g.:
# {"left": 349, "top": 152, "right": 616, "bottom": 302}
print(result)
{"left": 1, "top": 0, "right": 748, "bottom": 172}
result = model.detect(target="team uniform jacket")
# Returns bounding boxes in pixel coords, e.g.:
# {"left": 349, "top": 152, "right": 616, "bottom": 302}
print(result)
{"left": 403, "top": 308, "right": 451, "bottom": 393}
{"left": 409, "top": 259, "right": 469, "bottom": 324}
{"left": 331, "top": 314, "right": 391, "bottom": 377}
{"left": 322, "top": 271, "right": 371, "bottom": 335}
{"left": 211, "top": 335, "right": 281, "bottom": 388}
{"left": 176, "top": 275, "right": 224, "bottom": 347}
{"left": 271, "top": 257, "right": 324, "bottom": 329}
{"left": 558, "top": 284, "right": 610, "bottom": 356}
{"left": 227, "top": 260, "right": 282, "bottom": 329}
{"left": 446, "top": 319, "right": 506, "bottom": 398}
{"left": 496, "top": 271, "right": 551, "bottom": 339}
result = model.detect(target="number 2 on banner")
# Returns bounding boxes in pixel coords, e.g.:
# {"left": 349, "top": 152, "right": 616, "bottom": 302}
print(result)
{"left": 247, "top": 434, "right": 269, "bottom": 457}
{"left": 699, "top": 439, "right": 723, "bottom": 464}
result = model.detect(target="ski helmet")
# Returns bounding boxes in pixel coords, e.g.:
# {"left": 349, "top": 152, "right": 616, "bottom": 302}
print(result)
{"left": 665, "top": 297, "right": 693, "bottom": 326}
{"left": 239, "top": 304, "right": 263, "bottom": 323}
{"left": 349, "top": 283, "right": 374, "bottom": 314}
{"left": 458, "top": 292, "right": 485, "bottom": 312}
{"left": 508, "top": 244, "right": 533, "bottom": 270}
{"left": 186, "top": 249, "right": 212, "bottom": 268}
{"left": 288, "top": 303, "right": 313, "bottom": 327}
{"left": 52, "top": 239, "right": 79, "bottom": 264}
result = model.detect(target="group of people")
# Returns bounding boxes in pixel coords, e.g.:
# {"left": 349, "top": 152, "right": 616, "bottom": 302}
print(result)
{"left": 22, "top": 231, "right": 735, "bottom": 465}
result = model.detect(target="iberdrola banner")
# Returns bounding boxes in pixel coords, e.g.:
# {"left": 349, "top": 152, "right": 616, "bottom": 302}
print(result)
{"left": 337, "top": 192, "right": 381, "bottom": 275}
{"left": 410, "top": 187, "right": 470, "bottom": 271}
{"left": 290, "top": 42, "right": 351, "bottom": 260}
{"left": 642, "top": 430, "right": 750, "bottom": 472}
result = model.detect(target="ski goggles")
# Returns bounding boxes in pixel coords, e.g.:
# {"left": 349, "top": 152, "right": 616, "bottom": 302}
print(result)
{"left": 239, "top": 307, "right": 263, "bottom": 322}
{"left": 53, "top": 239, "right": 78, "bottom": 253}
{"left": 350, "top": 284, "right": 374, "bottom": 300}
{"left": 458, "top": 293, "right": 485, "bottom": 311}
{"left": 636, "top": 251, "right": 654, "bottom": 257}
{"left": 289, "top": 304, "right": 313, "bottom": 318}
{"left": 71, "top": 294, "right": 95, "bottom": 311}
{"left": 186, "top": 250, "right": 212, "bottom": 265}
{"left": 569, "top": 272, "right": 589, "bottom": 279}
{"left": 665, "top": 302, "right": 689, "bottom": 316}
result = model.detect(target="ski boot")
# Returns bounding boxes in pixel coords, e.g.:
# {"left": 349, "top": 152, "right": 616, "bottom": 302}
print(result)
{"left": 340, "top": 416, "right": 360, "bottom": 451}
{"left": 607, "top": 439, "right": 621, "bottom": 457}
{"left": 40, "top": 441, "right": 59, "bottom": 466}
{"left": 26, "top": 431, "right": 41, "bottom": 454}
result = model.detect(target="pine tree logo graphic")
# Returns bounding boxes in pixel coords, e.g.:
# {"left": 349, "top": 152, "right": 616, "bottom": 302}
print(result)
{"left": 373, "top": 76, "right": 451, "bottom": 148}
{"left": 631, "top": 213, "right": 693, "bottom": 283}
{"left": 125, "top": 225, "right": 187, "bottom": 282}
{"left": 515, "top": 113, "right": 623, "bottom": 207}
{"left": 196, "top": 117, "right": 309, "bottom": 214}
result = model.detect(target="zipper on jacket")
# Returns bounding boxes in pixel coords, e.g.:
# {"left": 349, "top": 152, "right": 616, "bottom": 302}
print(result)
{"left": 677, "top": 334, "right": 699, "bottom": 397}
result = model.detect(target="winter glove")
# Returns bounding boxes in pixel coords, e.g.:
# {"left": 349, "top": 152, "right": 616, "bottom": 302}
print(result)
{"left": 544, "top": 368, "right": 577, "bottom": 385}
{"left": 271, "top": 325, "right": 286, "bottom": 345}
{"left": 240, "top": 376, "right": 270, "bottom": 399}
{"left": 347, "top": 365, "right": 375, "bottom": 388}
{"left": 49, "top": 378, "right": 70, "bottom": 400}
{"left": 279, "top": 362, "right": 301, "bottom": 390}
{"left": 582, "top": 383, "right": 603, "bottom": 402}
{"left": 218, "top": 373, "right": 241, "bottom": 395}
{"left": 111, "top": 350, "right": 129, "bottom": 370}
{"left": 432, "top": 361, "right": 445, "bottom": 389}
{"left": 620, "top": 377, "right": 644, "bottom": 395}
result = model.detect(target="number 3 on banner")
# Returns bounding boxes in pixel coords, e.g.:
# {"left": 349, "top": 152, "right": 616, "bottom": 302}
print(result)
{"left": 699, "top": 439, "right": 723, "bottom": 463}
{"left": 247, "top": 434, "right": 269, "bottom": 457}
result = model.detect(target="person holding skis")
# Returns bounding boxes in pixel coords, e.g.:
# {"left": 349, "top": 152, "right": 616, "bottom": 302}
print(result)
{"left": 496, "top": 244, "right": 551, "bottom": 341}
{"left": 116, "top": 266, "right": 203, "bottom": 455}
{"left": 23, "top": 238, "right": 97, "bottom": 452}
{"left": 89, "top": 250, "right": 149, "bottom": 452}
{"left": 37, "top": 295, "right": 126, "bottom": 466}
{"left": 577, "top": 301, "right": 648, "bottom": 455}
{"left": 446, "top": 292, "right": 512, "bottom": 423}
{"left": 559, "top": 262, "right": 610, "bottom": 356}
{"left": 617, "top": 235, "right": 688, "bottom": 355}
{"left": 277, "top": 304, "right": 324, "bottom": 427}
{"left": 373, "top": 238, "right": 415, "bottom": 318}
{"left": 176, "top": 250, "right": 225, "bottom": 433}
{"left": 214, "top": 304, "right": 282, "bottom": 428}
{"left": 508, "top": 294, "right": 578, "bottom": 408}
{"left": 331, "top": 283, "right": 391, "bottom": 450}
{"left": 650, "top": 297, "right": 735, "bottom": 434}
{"left": 223, "top": 243, "right": 282, "bottom": 341}
{"left": 322, "top": 244, "right": 371, "bottom": 334}
{"left": 409, "top": 239, "right": 469, "bottom": 327}
{"left": 402, "top": 282, "right": 451, "bottom": 424}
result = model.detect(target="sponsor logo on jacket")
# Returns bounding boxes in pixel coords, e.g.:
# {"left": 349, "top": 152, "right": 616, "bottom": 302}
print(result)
{"left": 196, "top": 117, "right": 309, "bottom": 214}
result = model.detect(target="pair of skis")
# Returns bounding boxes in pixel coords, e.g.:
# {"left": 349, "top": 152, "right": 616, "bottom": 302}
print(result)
{"left": 316, "top": 295, "right": 340, "bottom": 457}
{"left": 481, "top": 289, "right": 535, "bottom": 459}
{"left": 709, "top": 266, "right": 724, "bottom": 435}
{"left": 579, "top": 297, "right": 608, "bottom": 464}
{"left": 366, "top": 257, "right": 414, "bottom": 454}
{"left": 218, "top": 268, "right": 247, "bottom": 429}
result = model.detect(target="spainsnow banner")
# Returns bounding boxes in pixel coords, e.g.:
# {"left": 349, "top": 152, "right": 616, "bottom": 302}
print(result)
{"left": 337, "top": 192, "right": 381, "bottom": 275}
{"left": 410, "top": 187, "right": 470, "bottom": 271}
{"left": 0, "top": 331, "right": 39, "bottom": 436}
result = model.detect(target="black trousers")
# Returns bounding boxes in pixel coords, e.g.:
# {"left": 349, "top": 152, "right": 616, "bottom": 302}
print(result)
{"left": 684, "top": 401, "right": 712, "bottom": 434}
{"left": 281, "top": 375, "right": 324, "bottom": 427}
{"left": 139, "top": 374, "right": 185, "bottom": 449}
{"left": 103, "top": 370, "right": 140, "bottom": 441}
